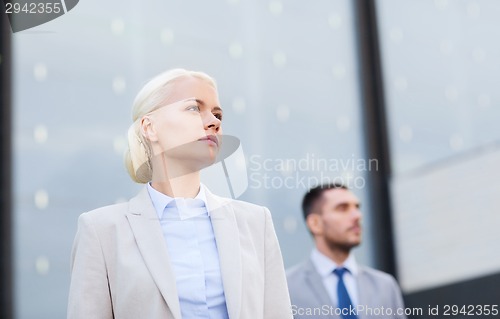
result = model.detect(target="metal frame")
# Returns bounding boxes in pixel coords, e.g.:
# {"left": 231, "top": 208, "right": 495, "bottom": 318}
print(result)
{"left": 353, "top": 0, "right": 397, "bottom": 277}
{"left": 1, "top": 4, "right": 13, "bottom": 319}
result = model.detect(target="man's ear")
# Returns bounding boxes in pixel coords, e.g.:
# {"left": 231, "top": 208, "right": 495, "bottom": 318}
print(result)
{"left": 140, "top": 116, "right": 158, "bottom": 142}
{"left": 306, "top": 213, "right": 323, "bottom": 236}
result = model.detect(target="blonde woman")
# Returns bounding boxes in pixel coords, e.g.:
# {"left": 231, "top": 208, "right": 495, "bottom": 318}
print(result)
{"left": 68, "top": 69, "right": 292, "bottom": 319}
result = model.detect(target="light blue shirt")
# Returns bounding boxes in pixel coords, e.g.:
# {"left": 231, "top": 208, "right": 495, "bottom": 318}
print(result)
{"left": 147, "top": 183, "right": 229, "bottom": 319}
{"left": 310, "top": 248, "right": 359, "bottom": 307}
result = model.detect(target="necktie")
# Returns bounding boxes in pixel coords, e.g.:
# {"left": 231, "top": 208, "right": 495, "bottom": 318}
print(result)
{"left": 334, "top": 267, "right": 358, "bottom": 319}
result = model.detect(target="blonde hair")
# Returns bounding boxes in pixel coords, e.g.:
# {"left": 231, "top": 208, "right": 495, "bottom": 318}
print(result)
{"left": 124, "top": 68, "right": 217, "bottom": 183}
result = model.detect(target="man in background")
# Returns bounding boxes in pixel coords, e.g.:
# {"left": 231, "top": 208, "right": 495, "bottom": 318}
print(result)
{"left": 287, "top": 183, "right": 407, "bottom": 319}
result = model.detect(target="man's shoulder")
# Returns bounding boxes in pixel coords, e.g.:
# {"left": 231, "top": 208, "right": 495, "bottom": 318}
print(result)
{"left": 357, "top": 265, "right": 399, "bottom": 286}
{"left": 357, "top": 264, "right": 406, "bottom": 313}
{"left": 286, "top": 259, "right": 314, "bottom": 281}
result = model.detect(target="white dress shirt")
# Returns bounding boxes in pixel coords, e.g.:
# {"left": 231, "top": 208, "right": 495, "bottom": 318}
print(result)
{"left": 147, "top": 183, "right": 229, "bottom": 319}
{"left": 310, "top": 248, "right": 359, "bottom": 307}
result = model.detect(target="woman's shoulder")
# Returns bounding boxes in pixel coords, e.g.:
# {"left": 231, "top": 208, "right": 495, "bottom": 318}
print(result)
{"left": 224, "top": 197, "right": 266, "bottom": 211}
{"left": 208, "top": 191, "right": 265, "bottom": 209}
{"left": 78, "top": 187, "right": 151, "bottom": 224}
{"left": 78, "top": 202, "right": 130, "bottom": 225}
{"left": 204, "top": 186, "right": 266, "bottom": 211}
{"left": 207, "top": 193, "right": 271, "bottom": 225}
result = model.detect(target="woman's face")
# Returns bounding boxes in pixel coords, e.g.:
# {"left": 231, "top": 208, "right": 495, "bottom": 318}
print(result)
{"left": 142, "top": 76, "right": 223, "bottom": 172}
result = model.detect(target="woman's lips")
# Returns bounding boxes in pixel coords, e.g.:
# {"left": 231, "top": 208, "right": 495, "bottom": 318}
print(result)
{"left": 199, "top": 135, "right": 219, "bottom": 146}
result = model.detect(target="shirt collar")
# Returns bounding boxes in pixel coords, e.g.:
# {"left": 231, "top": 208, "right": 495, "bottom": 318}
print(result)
{"left": 146, "top": 183, "right": 209, "bottom": 220}
{"left": 310, "top": 248, "right": 358, "bottom": 277}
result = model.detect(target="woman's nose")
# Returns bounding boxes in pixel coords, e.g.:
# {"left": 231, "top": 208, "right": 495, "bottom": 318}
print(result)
{"left": 205, "top": 113, "right": 221, "bottom": 133}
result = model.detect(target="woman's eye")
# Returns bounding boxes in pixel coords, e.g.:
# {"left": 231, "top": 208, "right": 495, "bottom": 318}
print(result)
{"left": 187, "top": 105, "right": 200, "bottom": 112}
{"left": 213, "top": 113, "right": 223, "bottom": 121}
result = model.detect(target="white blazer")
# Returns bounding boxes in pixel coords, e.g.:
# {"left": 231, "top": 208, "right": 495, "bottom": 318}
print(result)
{"left": 68, "top": 186, "right": 293, "bottom": 319}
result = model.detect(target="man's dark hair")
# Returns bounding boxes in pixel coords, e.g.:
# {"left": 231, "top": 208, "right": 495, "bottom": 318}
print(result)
{"left": 302, "top": 183, "right": 348, "bottom": 220}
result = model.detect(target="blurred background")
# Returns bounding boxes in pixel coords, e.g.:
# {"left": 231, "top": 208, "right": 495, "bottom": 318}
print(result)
{"left": 1, "top": 0, "right": 499, "bottom": 318}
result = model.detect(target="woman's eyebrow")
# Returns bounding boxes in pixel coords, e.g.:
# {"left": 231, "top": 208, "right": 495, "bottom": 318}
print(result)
{"left": 195, "top": 99, "right": 223, "bottom": 112}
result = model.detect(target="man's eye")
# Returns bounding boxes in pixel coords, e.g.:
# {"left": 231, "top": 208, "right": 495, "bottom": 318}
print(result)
{"left": 336, "top": 204, "right": 349, "bottom": 212}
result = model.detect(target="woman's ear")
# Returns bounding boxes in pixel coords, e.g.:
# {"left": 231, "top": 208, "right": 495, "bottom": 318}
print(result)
{"left": 306, "top": 213, "right": 323, "bottom": 236}
{"left": 140, "top": 116, "right": 158, "bottom": 142}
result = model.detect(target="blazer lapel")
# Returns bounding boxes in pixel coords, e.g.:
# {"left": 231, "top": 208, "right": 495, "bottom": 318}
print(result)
{"left": 126, "top": 188, "right": 182, "bottom": 319}
{"left": 205, "top": 189, "right": 242, "bottom": 319}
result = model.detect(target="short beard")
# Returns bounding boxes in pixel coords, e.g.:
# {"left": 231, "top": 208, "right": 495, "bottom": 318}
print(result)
{"left": 326, "top": 239, "right": 360, "bottom": 254}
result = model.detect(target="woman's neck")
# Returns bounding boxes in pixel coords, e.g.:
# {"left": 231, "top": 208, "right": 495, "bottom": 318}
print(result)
{"left": 151, "top": 173, "right": 200, "bottom": 198}
{"left": 150, "top": 156, "right": 201, "bottom": 198}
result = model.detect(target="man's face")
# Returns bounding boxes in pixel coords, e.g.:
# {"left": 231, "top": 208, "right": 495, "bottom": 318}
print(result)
{"left": 311, "top": 188, "right": 362, "bottom": 251}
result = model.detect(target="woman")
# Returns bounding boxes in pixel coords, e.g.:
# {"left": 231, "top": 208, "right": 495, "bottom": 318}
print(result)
{"left": 68, "top": 69, "right": 293, "bottom": 319}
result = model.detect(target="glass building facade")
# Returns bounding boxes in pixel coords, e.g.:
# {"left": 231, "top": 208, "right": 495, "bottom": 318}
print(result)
{"left": 2, "top": 0, "right": 499, "bottom": 318}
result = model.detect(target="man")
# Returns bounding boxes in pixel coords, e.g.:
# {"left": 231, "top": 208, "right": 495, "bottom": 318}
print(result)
{"left": 287, "top": 184, "right": 406, "bottom": 319}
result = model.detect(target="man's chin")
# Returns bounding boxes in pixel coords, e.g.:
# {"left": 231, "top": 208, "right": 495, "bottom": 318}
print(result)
{"left": 350, "top": 237, "right": 362, "bottom": 247}
{"left": 326, "top": 241, "right": 360, "bottom": 253}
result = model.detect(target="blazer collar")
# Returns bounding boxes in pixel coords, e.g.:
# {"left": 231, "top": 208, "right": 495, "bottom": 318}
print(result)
{"left": 126, "top": 186, "right": 242, "bottom": 319}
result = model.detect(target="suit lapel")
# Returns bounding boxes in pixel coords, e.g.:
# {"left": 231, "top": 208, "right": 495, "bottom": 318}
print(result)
{"left": 304, "top": 259, "right": 339, "bottom": 319}
{"left": 356, "top": 267, "right": 374, "bottom": 319}
{"left": 205, "top": 189, "right": 242, "bottom": 319}
{"left": 126, "top": 188, "right": 182, "bottom": 319}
